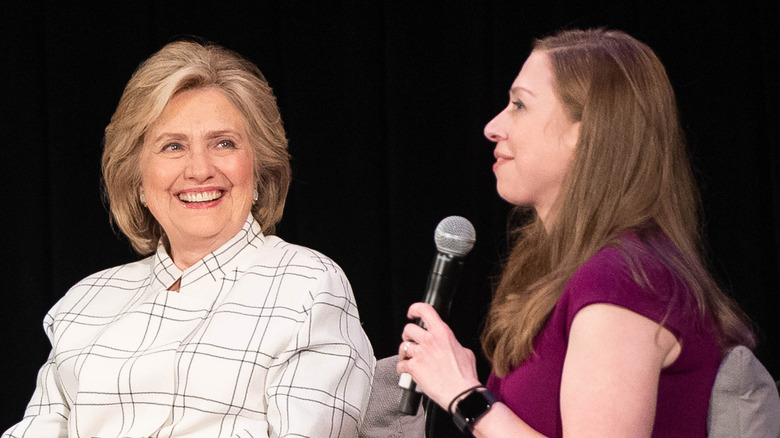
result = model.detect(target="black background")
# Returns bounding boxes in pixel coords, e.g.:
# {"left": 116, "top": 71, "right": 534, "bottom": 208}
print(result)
{"left": 1, "top": 1, "right": 778, "bottom": 433}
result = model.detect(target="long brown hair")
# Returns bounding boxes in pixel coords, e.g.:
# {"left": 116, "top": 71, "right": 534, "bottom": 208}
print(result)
{"left": 481, "top": 28, "right": 755, "bottom": 377}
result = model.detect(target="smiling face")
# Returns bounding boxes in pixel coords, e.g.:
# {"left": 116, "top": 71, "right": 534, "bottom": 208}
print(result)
{"left": 140, "top": 87, "right": 255, "bottom": 268}
{"left": 484, "top": 51, "right": 581, "bottom": 224}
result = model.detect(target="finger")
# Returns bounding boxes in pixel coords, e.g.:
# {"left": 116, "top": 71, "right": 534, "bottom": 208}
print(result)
{"left": 396, "top": 357, "right": 410, "bottom": 375}
{"left": 401, "top": 322, "right": 428, "bottom": 343}
{"left": 407, "top": 302, "right": 446, "bottom": 332}
{"left": 398, "top": 340, "right": 414, "bottom": 359}
{"left": 407, "top": 303, "right": 451, "bottom": 335}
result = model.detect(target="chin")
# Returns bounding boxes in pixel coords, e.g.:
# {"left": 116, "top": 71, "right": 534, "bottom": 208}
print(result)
{"left": 496, "top": 188, "right": 527, "bottom": 207}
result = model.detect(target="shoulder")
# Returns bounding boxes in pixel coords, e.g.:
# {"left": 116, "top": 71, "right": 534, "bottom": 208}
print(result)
{"left": 249, "top": 236, "right": 355, "bottom": 302}
{"left": 562, "top": 234, "right": 681, "bottom": 327}
{"left": 49, "top": 256, "right": 154, "bottom": 314}
{"left": 259, "top": 235, "right": 347, "bottom": 276}
{"left": 567, "top": 234, "right": 676, "bottom": 296}
{"left": 70, "top": 256, "right": 155, "bottom": 290}
{"left": 567, "top": 244, "right": 629, "bottom": 290}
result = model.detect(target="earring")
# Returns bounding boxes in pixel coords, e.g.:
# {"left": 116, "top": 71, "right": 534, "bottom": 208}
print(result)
{"left": 252, "top": 188, "right": 259, "bottom": 203}
{"left": 140, "top": 190, "right": 147, "bottom": 206}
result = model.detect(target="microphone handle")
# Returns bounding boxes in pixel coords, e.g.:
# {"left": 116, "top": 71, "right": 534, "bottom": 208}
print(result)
{"left": 398, "top": 375, "right": 422, "bottom": 415}
{"left": 423, "top": 253, "right": 464, "bottom": 315}
{"left": 398, "top": 253, "right": 464, "bottom": 415}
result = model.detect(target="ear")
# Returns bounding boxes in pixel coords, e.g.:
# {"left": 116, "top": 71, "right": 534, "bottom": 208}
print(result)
{"left": 564, "top": 121, "right": 581, "bottom": 151}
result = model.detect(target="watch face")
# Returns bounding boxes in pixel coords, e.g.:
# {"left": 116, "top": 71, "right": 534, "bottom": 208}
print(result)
{"left": 457, "top": 389, "right": 497, "bottom": 423}
{"left": 452, "top": 389, "right": 498, "bottom": 433}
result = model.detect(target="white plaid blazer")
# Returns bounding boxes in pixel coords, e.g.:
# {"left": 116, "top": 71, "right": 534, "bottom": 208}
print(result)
{"left": 3, "top": 216, "right": 375, "bottom": 437}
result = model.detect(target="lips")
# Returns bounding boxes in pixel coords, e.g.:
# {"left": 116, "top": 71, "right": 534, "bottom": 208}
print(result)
{"left": 494, "top": 150, "right": 513, "bottom": 161}
{"left": 177, "top": 190, "right": 224, "bottom": 203}
{"left": 493, "top": 151, "right": 513, "bottom": 171}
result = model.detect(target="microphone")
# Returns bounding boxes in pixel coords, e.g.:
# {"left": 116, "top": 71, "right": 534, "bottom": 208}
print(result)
{"left": 398, "top": 216, "right": 476, "bottom": 415}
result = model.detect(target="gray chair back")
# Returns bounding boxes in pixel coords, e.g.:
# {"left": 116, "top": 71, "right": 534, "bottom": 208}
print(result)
{"left": 359, "top": 355, "right": 426, "bottom": 438}
{"left": 707, "top": 345, "right": 780, "bottom": 437}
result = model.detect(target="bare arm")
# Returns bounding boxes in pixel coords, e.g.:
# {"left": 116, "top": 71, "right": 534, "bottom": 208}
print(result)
{"left": 396, "top": 302, "right": 679, "bottom": 437}
{"left": 560, "top": 303, "right": 679, "bottom": 437}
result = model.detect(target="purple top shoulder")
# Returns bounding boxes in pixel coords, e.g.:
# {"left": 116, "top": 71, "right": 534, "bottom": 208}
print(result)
{"left": 487, "top": 233, "right": 720, "bottom": 437}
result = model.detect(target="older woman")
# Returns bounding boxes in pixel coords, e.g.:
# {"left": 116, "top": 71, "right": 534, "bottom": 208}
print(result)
{"left": 397, "top": 29, "right": 756, "bottom": 437}
{"left": 3, "top": 40, "right": 374, "bottom": 438}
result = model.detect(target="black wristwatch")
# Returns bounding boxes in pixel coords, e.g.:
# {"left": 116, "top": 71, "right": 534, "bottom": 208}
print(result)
{"left": 451, "top": 386, "right": 498, "bottom": 433}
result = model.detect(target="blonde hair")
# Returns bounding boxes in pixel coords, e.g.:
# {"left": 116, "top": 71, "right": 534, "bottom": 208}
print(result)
{"left": 482, "top": 28, "right": 755, "bottom": 377}
{"left": 102, "top": 40, "right": 291, "bottom": 254}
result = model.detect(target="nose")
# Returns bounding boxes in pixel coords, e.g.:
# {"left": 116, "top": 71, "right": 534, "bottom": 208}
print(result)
{"left": 483, "top": 109, "right": 507, "bottom": 143}
{"left": 184, "top": 147, "right": 216, "bottom": 182}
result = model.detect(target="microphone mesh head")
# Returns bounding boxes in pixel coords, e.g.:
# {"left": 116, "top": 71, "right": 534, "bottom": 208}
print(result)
{"left": 434, "top": 216, "right": 476, "bottom": 257}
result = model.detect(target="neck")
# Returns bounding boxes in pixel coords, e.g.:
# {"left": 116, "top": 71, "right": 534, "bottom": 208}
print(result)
{"left": 167, "top": 237, "right": 224, "bottom": 270}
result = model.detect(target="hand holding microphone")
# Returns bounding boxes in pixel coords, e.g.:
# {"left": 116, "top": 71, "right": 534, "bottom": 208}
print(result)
{"left": 398, "top": 216, "right": 476, "bottom": 414}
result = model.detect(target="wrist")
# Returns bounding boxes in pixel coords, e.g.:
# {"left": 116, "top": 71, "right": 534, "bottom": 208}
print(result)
{"left": 449, "top": 385, "right": 498, "bottom": 434}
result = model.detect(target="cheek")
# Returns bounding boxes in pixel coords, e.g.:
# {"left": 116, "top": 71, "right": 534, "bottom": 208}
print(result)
{"left": 229, "top": 153, "right": 256, "bottom": 192}
{"left": 139, "top": 154, "right": 158, "bottom": 189}
{"left": 140, "top": 158, "right": 176, "bottom": 193}
{"left": 239, "top": 158, "right": 255, "bottom": 184}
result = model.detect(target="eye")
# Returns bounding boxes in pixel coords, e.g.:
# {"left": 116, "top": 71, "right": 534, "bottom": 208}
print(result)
{"left": 216, "top": 139, "right": 237, "bottom": 149}
{"left": 512, "top": 100, "right": 525, "bottom": 110}
{"left": 161, "top": 142, "right": 183, "bottom": 152}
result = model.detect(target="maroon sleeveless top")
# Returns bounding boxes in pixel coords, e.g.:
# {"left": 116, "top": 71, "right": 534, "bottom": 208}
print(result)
{"left": 487, "top": 235, "right": 720, "bottom": 437}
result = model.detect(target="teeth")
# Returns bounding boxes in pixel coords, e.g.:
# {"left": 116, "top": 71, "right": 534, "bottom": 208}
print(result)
{"left": 179, "top": 190, "right": 223, "bottom": 203}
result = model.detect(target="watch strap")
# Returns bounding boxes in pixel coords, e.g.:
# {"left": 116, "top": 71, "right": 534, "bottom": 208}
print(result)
{"left": 451, "top": 386, "right": 498, "bottom": 433}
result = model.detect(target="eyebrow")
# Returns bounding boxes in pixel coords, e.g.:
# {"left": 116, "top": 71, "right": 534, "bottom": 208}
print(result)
{"left": 150, "top": 130, "right": 244, "bottom": 143}
{"left": 206, "top": 130, "right": 243, "bottom": 140}
{"left": 510, "top": 86, "right": 536, "bottom": 98}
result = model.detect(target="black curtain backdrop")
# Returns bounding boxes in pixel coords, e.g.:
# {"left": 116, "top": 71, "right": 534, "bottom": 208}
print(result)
{"left": 1, "top": 1, "right": 778, "bottom": 433}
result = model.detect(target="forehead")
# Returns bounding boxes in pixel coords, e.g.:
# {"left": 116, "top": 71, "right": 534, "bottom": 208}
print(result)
{"left": 511, "top": 51, "right": 555, "bottom": 96}
{"left": 158, "top": 88, "right": 244, "bottom": 122}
